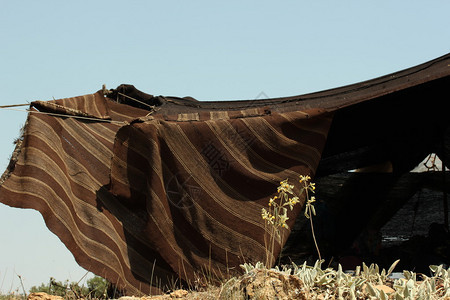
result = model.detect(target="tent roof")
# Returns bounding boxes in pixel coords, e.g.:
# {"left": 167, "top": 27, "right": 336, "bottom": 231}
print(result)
{"left": 110, "top": 52, "right": 450, "bottom": 112}
{"left": 111, "top": 52, "right": 450, "bottom": 175}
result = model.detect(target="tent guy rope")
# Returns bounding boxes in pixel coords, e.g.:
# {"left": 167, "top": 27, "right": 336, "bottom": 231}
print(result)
{"left": 0, "top": 106, "right": 126, "bottom": 125}
{"left": 0, "top": 103, "right": 29, "bottom": 108}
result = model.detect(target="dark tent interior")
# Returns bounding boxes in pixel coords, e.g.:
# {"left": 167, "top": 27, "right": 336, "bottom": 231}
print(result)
{"left": 282, "top": 63, "right": 450, "bottom": 273}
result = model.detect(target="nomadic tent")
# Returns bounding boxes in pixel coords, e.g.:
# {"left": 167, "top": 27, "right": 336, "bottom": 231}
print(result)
{"left": 1, "top": 53, "right": 449, "bottom": 295}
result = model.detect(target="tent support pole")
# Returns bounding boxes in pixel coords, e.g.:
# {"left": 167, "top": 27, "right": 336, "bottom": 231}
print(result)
{"left": 443, "top": 139, "right": 449, "bottom": 230}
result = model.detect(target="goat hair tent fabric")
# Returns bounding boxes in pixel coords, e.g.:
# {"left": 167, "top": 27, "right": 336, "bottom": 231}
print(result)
{"left": 1, "top": 53, "right": 450, "bottom": 295}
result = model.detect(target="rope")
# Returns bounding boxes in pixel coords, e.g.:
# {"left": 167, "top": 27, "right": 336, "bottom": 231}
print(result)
{"left": 0, "top": 106, "right": 126, "bottom": 125}
{"left": 0, "top": 103, "right": 30, "bottom": 108}
{"left": 117, "top": 92, "right": 156, "bottom": 110}
{"left": 423, "top": 153, "right": 440, "bottom": 171}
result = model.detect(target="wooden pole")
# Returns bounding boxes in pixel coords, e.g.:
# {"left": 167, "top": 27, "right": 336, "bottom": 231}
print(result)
{"left": 443, "top": 139, "right": 449, "bottom": 230}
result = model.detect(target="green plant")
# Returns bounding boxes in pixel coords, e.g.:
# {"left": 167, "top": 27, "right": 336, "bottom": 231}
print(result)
{"left": 237, "top": 260, "right": 450, "bottom": 300}
{"left": 28, "top": 276, "right": 109, "bottom": 299}
{"left": 86, "top": 276, "right": 109, "bottom": 299}
{"left": 387, "top": 265, "right": 450, "bottom": 300}
{"left": 29, "top": 278, "right": 69, "bottom": 296}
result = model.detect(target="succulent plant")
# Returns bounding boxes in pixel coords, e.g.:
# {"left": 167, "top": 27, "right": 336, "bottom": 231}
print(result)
{"left": 236, "top": 260, "right": 450, "bottom": 299}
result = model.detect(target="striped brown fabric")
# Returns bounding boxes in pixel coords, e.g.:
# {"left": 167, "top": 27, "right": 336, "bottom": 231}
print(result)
{"left": 0, "top": 91, "right": 332, "bottom": 295}
{"left": 108, "top": 108, "right": 332, "bottom": 289}
{"left": 1, "top": 52, "right": 450, "bottom": 295}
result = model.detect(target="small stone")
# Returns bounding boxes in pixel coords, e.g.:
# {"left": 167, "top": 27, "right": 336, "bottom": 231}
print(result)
{"left": 169, "top": 289, "right": 188, "bottom": 298}
{"left": 118, "top": 296, "right": 142, "bottom": 300}
{"left": 240, "top": 269, "right": 306, "bottom": 300}
{"left": 141, "top": 296, "right": 170, "bottom": 300}
{"left": 27, "top": 292, "right": 64, "bottom": 300}
{"left": 374, "top": 284, "right": 395, "bottom": 294}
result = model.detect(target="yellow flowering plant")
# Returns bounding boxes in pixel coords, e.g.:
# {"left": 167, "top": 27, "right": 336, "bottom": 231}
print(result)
{"left": 261, "top": 175, "right": 321, "bottom": 268}
{"left": 301, "top": 175, "right": 322, "bottom": 261}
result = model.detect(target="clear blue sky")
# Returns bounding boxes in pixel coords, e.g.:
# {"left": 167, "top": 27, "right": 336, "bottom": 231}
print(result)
{"left": 1, "top": 0, "right": 449, "bottom": 294}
